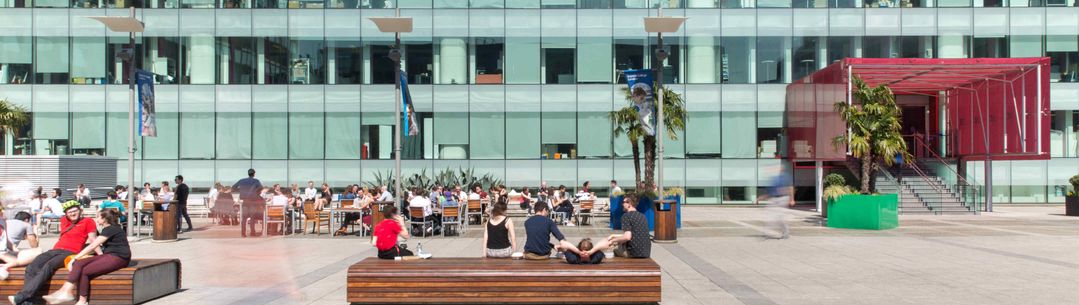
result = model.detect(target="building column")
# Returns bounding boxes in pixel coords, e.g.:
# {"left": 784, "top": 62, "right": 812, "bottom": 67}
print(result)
{"left": 687, "top": 36, "right": 715, "bottom": 83}
{"left": 439, "top": 38, "right": 467, "bottom": 84}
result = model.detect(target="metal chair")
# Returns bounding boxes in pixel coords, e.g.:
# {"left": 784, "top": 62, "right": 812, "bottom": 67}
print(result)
{"left": 408, "top": 207, "right": 433, "bottom": 238}
{"left": 442, "top": 205, "right": 462, "bottom": 237}
{"left": 466, "top": 199, "right": 483, "bottom": 226}
{"left": 264, "top": 205, "right": 287, "bottom": 236}
{"left": 576, "top": 200, "right": 594, "bottom": 226}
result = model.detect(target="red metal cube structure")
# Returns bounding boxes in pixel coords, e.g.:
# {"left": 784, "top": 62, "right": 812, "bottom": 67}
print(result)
{"left": 786, "top": 58, "right": 1051, "bottom": 211}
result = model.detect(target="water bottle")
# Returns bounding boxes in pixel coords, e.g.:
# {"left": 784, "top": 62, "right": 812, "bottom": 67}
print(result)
{"left": 417, "top": 242, "right": 424, "bottom": 255}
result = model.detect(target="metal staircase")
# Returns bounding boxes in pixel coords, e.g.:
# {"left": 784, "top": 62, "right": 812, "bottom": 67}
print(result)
{"left": 852, "top": 136, "right": 983, "bottom": 215}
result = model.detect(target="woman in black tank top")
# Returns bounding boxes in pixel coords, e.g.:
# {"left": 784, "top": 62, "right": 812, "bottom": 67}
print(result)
{"left": 483, "top": 203, "right": 516, "bottom": 258}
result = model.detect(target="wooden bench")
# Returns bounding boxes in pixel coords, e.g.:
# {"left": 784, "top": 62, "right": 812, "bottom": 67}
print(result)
{"left": 0, "top": 259, "right": 181, "bottom": 305}
{"left": 347, "top": 257, "right": 660, "bottom": 304}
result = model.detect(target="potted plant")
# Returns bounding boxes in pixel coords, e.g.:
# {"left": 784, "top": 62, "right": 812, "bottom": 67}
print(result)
{"left": 828, "top": 75, "right": 905, "bottom": 230}
{"left": 822, "top": 173, "right": 855, "bottom": 218}
{"left": 1067, "top": 174, "right": 1079, "bottom": 216}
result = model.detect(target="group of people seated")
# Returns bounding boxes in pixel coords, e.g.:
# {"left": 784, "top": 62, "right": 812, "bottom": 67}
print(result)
{"left": 373, "top": 191, "right": 651, "bottom": 264}
{"left": 2, "top": 200, "right": 133, "bottom": 305}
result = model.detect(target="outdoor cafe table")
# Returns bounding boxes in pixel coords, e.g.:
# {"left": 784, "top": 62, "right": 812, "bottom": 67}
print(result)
{"left": 329, "top": 206, "right": 365, "bottom": 238}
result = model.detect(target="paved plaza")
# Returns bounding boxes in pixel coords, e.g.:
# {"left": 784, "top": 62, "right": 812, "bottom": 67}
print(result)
{"left": 27, "top": 205, "right": 1079, "bottom": 305}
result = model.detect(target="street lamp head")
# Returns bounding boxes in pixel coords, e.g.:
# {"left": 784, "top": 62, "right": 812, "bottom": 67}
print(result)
{"left": 643, "top": 16, "right": 687, "bottom": 33}
{"left": 87, "top": 16, "right": 144, "bottom": 33}
{"left": 368, "top": 17, "right": 414, "bottom": 34}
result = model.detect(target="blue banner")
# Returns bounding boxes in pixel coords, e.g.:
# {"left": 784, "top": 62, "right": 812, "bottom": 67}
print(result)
{"left": 136, "top": 70, "right": 157, "bottom": 137}
{"left": 400, "top": 70, "right": 419, "bottom": 137}
{"left": 625, "top": 69, "right": 656, "bottom": 136}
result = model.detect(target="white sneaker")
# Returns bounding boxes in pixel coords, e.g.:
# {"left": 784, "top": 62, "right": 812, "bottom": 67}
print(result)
{"left": 9, "top": 295, "right": 16, "bottom": 305}
{"left": 418, "top": 253, "right": 433, "bottom": 259}
{"left": 0, "top": 269, "right": 9, "bottom": 281}
{"left": 43, "top": 293, "right": 74, "bottom": 305}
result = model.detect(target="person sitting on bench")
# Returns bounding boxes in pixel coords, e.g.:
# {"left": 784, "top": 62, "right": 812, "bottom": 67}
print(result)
{"left": 372, "top": 206, "right": 414, "bottom": 260}
{"left": 523, "top": 202, "right": 582, "bottom": 260}
{"left": 43, "top": 209, "right": 131, "bottom": 305}
{"left": 0, "top": 211, "right": 40, "bottom": 280}
{"left": 605, "top": 195, "right": 651, "bottom": 259}
{"left": 563, "top": 238, "right": 607, "bottom": 264}
{"left": 10, "top": 201, "right": 97, "bottom": 305}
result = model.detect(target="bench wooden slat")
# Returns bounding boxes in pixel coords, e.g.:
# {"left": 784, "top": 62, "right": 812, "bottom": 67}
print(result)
{"left": 347, "top": 257, "right": 660, "bottom": 304}
{"left": 0, "top": 258, "right": 181, "bottom": 304}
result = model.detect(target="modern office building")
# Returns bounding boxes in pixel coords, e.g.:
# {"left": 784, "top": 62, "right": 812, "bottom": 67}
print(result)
{"left": 1, "top": 0, "right": 1078, "bottom": 205}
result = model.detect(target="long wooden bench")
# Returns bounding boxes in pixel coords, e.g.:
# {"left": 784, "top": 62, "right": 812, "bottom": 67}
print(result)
{"left": 0, "top": 259, "right": 181, "bottom": 305}
{"left": 347, "top": 257, "right": 660, "bottom": 304}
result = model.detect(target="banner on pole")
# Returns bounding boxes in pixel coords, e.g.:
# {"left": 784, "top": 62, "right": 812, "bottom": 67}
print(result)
{"left": 400, "top": 69, "right": 419, "bottom": 137}
{"left": 625, "top": 69, "right": 656, "bottom": 136}
{"left": 136, "top": 70, "right": 157, "bottom": 137}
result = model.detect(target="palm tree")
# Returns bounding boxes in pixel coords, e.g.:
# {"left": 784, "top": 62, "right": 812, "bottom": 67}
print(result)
{"left": 610, "top": 105, "right": 644, "bottom": 188}
{"left": 0, "top": 99, "right": 28, "bottom": 155}
{"left": 833, "top": 76, "right": 908, "bottom": 194}
{"left": 613, "top": 86, "right": 687, "bottom": 191}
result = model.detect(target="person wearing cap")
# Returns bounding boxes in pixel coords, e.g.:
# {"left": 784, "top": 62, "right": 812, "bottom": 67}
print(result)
{"left": 9, "top": 201, "right": 97, "bottom": 305}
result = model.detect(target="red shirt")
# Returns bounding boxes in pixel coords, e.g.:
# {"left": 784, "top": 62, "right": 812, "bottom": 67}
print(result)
{"left": 373, "top": 219, "right": 401, "bottom": 251}
{"left": 54, "top": 217, "right": 97, "bottom": 253}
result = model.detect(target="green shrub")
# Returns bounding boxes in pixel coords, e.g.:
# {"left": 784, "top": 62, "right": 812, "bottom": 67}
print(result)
{"left": 824, "top": 173, "right": 846, "bottom": 188}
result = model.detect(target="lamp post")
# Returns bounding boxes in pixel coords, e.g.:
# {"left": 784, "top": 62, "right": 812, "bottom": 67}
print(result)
{"left": 369, "top": 10, "right": 413, "bottom": 211}
{"left": 644, "top": 8, "right": 686, "bottom": 209}
{"left": 89, "top": 8, "right": 144, "bottom": 237}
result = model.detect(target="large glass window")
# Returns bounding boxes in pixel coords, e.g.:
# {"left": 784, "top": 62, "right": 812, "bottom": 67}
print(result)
{"left": 258, "top": 37, "right": 289, "bottom": 84}
{"left": 367, "top": 43, "right": 395, "bottom": 85}
{"left": 543, "top": 38, "right": 576, "bottom": 85}
{"left": 902, "top": 36, "right": 936, "bottom": 58}
{"left": 507, "top": 86, "right": 541, "bottom": 159}
{"left": 0, "top": 37, "right": 32, "bottom": 84}
{"left": 182, "top": 36, "right": 215, "bottom": 84}
{"left": 253, "top": 86, "right": 287, "bottom": 159}
{"left": 470, "top": 86, "right": 506, "bottom": 159}
{"left": 289, "top": 86, "right": 324, "bottom": 159}
{"left": 722, "top": 85, "right": 756, "bottom": 158}
{"left": 1048, "top": 36, "right": 1079, "bottom": 82}
{"left": 939, "top": 36, "right": 971, "bottom": 58}
{"left": 792, "top": 37, "right": 821, "bottom": 81}
{"left": 973, "top": 36, "right": 1006, "bottom": 58}
{"left": 217, "top": 37, "right": 256, "bottom": 84}
{"left": 721, "top": 37, "right": 754, "bottom": 84}
{"left": 216, "top": 86, "right": 252, "bottom": 160}
{"left": 325, "top": 86, "right": 361, "bottom": 159}
{"left": 577, "top": 85, "right": 612, "bottom": 159}
{"left": 180, "top": 86, "right": 215, "bottom": 159}
{"left": 290, "top": 38, "right": 326, "bottom": 85}
{"left": 328, "top": 39, "right": 362, "bottom": 85}
{"left": 686, "top": 85, "right": 721, "bottom": 158}
{"left": 69, "top": 87, "right": 105, "bottom": 155}
{"left": 615, "top": 38, "right": 646, "bottom": 84}
{"left": 473, "top": 38, "right": 504, "bottom": 84}
{"left": 863, "top": 36, "right": 901, "bottom": 58}
{"left": 396, "top": 43, "right": 429, "bottom": 85}
{"left": 142, "top": 87, "right": 178, "bottom": 159}
{"left": 145, "top": 37, "right": 181, "bottom": 84}
{"left": 71, "top": 38, "right": 106, "bottom": 85}
{"left": 686, "top": 36, "right": 719, "bottom": 84}
{"left": 756, "top": 37, "right": 788, "bottom": 84}
{"left": 34, "top": 37, "right": 69, "bottom": 84}
{"left": 826, "top": 36, "right": 857, "bottom": 65}
{"left": 578, "top": 37, "right": 613, "bottom": 84}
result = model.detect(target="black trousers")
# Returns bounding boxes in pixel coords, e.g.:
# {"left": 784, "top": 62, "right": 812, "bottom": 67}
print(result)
{"left": 377, "top": 245, "right": 413, "bottom": 259}
{"left": 14, "top": 249, "right": 73, "bottom": 305}
{"left": 340, "top": 212, "right": 360, "bottom": 230}
{"left": 175, "top": 203, "right": 192, "bottom": 231}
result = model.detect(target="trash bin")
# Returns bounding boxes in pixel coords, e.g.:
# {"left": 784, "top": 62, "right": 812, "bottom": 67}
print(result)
{"left": 152, "top": 202, "right": 178, "bottom": 242}
{"left": 654, "top": 199, "right": 678, "bottom": 243}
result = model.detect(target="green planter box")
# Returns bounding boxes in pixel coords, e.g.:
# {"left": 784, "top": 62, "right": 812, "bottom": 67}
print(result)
{"left": 826, "top": 194, "right": 899, "bottom": 230}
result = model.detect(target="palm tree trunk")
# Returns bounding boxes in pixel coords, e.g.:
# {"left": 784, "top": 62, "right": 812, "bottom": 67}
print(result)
{"left": 643, "top": 135, "right": 656, "bottom": 189}
{"left": 860, "top": 153, "right": 872, "bottom": 194}
{"left": 631, "top": 139, "right": 642, "bottom": 188}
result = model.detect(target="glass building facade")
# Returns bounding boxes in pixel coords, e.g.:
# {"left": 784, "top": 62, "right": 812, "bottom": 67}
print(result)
{"left": 2, "top": 1, "right": 1079, "bottom": 204}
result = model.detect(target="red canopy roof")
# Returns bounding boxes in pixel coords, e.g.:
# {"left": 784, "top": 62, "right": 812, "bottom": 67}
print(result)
{"left": 825, "top": 58, "right": 1047, "bottom": 94}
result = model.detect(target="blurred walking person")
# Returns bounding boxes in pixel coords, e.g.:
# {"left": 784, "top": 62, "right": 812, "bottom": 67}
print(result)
{"left": 763, "top": 165, "right": 793, "bottom": 239}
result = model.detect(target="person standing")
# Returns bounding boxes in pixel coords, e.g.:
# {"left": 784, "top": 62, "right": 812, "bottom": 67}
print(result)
{"left": 174, "top": 175, "right": 192, "bottom": 233}
{"left": 232, "top": 169, "right": 265, "bottom": 238}
{"left": 9, "top": 201, "right": 96, "bottom": 305}
{"left": 42, "top": 209, "right": 131, "bottom": 305}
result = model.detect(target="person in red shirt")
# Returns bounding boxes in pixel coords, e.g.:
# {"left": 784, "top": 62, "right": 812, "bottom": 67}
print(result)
{"left": 372, "top": 206, "right": 414, "bottom": 259}
{"left": 9, "top": 201, "right": 97, "bottom": 305}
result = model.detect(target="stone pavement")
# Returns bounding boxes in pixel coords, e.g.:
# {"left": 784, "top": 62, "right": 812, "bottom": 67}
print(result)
{"left": 22, "top": 205, "right": 1079, "bottom": 305}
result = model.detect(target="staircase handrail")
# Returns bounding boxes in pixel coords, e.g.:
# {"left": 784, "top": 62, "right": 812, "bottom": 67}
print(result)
{"left": 904, "top": 161, "right": 951, "bottom": 214}
{"left": 908, "top": 135, "right": 978, "bottom": 189}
